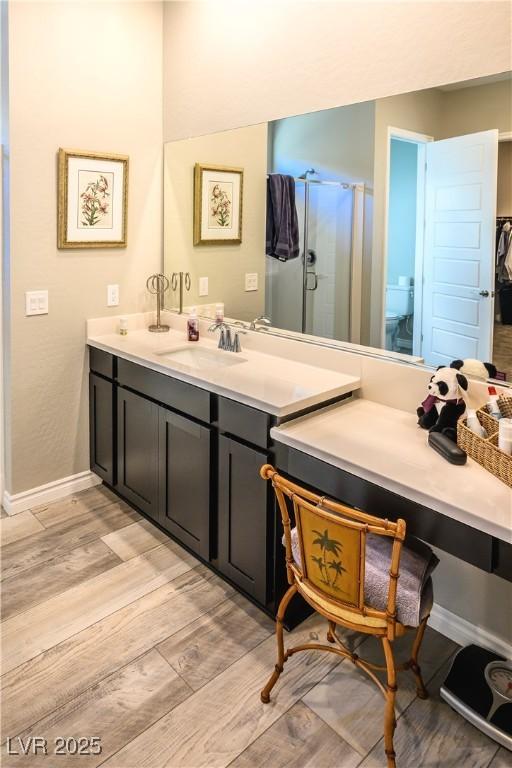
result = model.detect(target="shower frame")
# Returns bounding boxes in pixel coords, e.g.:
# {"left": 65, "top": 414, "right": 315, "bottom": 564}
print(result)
{"left": 294, "top": 174, "right": 359, "bottom": 337}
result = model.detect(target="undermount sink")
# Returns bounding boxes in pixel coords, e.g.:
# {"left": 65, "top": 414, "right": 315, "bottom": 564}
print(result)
{"left": 156, "top": 346, "right": 247, "bottom": 370}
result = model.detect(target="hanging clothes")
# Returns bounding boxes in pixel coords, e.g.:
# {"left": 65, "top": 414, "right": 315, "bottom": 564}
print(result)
{"left": 497, "top": 220, "right": 512, "bottom": 283}
{"left": 265, "top": 174, "right": 300, "bottom": 261}
{"left": 496, "top": 218, "right": 512, "bottom": 325}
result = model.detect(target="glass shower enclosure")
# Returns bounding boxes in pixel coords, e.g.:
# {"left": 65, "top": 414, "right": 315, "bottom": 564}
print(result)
{"left": 265, "top": 176, "right": 355, "bottom": 342}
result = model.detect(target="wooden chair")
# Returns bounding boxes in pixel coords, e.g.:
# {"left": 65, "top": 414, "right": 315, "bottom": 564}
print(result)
{"left": 260, "top": 465, "right": 431, "bottom": 768}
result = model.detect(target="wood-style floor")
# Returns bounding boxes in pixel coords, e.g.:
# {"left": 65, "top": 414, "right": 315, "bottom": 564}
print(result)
{"left": 0, "top": 485, "right": 507, "bottom": 767}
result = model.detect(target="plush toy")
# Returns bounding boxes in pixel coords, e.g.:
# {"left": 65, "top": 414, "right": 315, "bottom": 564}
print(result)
{"left": 417, "top": 366, "right": 468, "bottom": 442}
{"left": 450, "top": 358, "right": 497, "bottom": 381}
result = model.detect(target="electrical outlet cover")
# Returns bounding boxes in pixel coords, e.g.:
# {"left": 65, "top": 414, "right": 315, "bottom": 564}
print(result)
{"left": 199, "top": 277, "right": 209, "bottom": 297}
{"left": 25, "top": 290, "right": 48, "bottom": 316}
{"left": 245, "top": 273, "right": 258, "bottom": 291}
{"left": 107, "top": 284, "right": 120, "bottom": 307}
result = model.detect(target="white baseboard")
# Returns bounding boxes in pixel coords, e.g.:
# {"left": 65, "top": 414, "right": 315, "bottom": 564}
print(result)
{"left": 430, "top": 602, "right": 511, "bottom": 659}
{"left": 3, "top": 470, "right": 102, "bottom": 516}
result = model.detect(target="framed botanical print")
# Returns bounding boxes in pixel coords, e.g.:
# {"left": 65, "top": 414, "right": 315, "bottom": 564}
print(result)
{"left": 193, "top": 163, "right": 243, "bottom": 245}
{"left": 57, "top": 148, "right": 128, "bottom": 248}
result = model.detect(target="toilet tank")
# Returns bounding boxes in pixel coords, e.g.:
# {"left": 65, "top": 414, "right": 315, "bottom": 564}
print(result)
{"left": 386, "top": 285, "right": 414, "bottom": 315}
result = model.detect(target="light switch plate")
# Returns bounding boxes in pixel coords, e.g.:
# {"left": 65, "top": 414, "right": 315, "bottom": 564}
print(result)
{"left": 245, "top": 273, "right": 258, "bottom": 292}
{"left": 25, "top": 290, "right": 48, "bottom": 316}
{"left": 107, "top": 284, "right": 119, "bottom": 307}
{"left": 199, "top": 277, "right": 209, "bottom": 297}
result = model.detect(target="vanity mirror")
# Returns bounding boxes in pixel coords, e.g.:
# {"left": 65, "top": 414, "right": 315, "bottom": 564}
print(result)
{"left": 164, "top": 72, "right": 512, "bottom": 381}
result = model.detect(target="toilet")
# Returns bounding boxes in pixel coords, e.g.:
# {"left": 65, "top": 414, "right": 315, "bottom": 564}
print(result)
{"left": 385, "top": 285, "right": 414, "bottom": 351}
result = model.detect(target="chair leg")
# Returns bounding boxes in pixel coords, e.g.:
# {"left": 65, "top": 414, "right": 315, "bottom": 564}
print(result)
{"left": 260, "top": 585, "right": 297, "bottom": 703}
{"left": 327, "top": 620, "right": 336, "bottom": 643}
{"left": 381, "top": 637, "right": 397, "bottom": 768}
{"left": 409, "top": 616, "right": 429, "bottom": 699}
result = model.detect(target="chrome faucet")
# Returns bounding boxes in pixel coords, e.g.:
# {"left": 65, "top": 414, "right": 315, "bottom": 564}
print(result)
{"left": 249, "top": 315, "right": 271, "bottom": 331}
{"left": 208, "top": 322, "right": 246, "bottom": 352}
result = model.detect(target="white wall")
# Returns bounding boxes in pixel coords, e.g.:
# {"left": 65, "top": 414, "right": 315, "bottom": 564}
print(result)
{"left": 6, "top": 1, "right": 163, "bottom": 494}
{"left": 163, "top": 0, "right": 511, "bottom": 141}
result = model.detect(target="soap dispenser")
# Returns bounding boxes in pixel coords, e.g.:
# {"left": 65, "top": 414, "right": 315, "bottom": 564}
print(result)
{"left": 187, "top": 307, "right": 199, "bottom": 342}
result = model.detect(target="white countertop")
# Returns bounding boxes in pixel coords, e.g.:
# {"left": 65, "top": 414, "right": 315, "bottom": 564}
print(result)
{"left": 271, "top": 398, "right": 512, "bottom": 543}
{"left": 87, "top": 328, "right": 360, "bottom": 417}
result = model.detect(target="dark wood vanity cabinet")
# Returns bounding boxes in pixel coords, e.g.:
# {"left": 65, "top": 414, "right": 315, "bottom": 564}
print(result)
{"left": 117, "top": 386, "right": 160, "bottom": 522}
{"left": 88, "top": 346, "right": 311, "bottom": 623}
{"left": 159, "top": 409, "right": 212, "bottom": 559}
{"left": 89, "top": 372, "right": 115, "bottom": 486}
{"left": 217, "top": 435, "right": 271, "bottom": 604}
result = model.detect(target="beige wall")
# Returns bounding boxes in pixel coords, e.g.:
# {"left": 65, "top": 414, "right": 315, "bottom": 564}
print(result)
{"left": 164, "top": 124, "right": 267, "bottom": 321}
{"left": 7, "top": 1, "right": 163, "bottom": 494}
{"left": 163, "top": 1, "right": 511, "bottom": 141}
{"left": 498, "top": 141, "right": 512, "bottom": 216}
{"left": 439, "top": 79, "right": 512, "bottom": 138}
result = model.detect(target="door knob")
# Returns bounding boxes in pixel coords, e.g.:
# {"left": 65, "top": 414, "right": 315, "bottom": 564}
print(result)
{"left": 479, "top": 290, "right": 490, "bottom": 297}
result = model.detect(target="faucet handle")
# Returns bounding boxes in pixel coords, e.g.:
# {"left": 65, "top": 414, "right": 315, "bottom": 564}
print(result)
{"left": 218, "top": 328, "right": 226, "bottom": 349}
{"left": 233, "top": 332, "right": 241, "bottom": 353}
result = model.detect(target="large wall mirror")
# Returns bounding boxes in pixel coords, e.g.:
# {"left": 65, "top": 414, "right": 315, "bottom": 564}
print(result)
{"left": 164, "top": 72, "right": 512, "bottom": 381}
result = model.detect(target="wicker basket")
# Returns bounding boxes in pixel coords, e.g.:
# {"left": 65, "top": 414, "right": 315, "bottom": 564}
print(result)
{"left": 457, "top": 407, "right": 512, "bottom": 488}
{"left": 498, "top": 394, "right": 512, "bottom": 419}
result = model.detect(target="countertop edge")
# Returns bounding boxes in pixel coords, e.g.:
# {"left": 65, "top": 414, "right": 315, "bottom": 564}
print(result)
{"left": 270, "top": 428, "right": 512, "bottom": 544}
{"left": 87, "top": 337, "right": 360, "bottom": 419}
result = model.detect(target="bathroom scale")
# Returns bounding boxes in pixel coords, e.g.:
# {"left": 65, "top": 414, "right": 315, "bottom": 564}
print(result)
{"left": 440, "top": 644, "right": 512, "bottom": 751}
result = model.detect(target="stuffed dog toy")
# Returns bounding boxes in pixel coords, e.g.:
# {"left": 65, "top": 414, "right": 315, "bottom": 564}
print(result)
{"left": 417, "top": 366, "right": 468, "bottom": 442}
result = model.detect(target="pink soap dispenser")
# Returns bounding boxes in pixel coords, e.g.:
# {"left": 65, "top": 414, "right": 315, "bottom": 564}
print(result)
{"left": 187, "top": 306, "right": 199, "bottom": 342}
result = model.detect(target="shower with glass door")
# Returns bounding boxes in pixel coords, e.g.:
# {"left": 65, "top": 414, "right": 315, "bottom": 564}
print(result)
{"left": 265, "top": 169, "right": 358, "bottom": 342}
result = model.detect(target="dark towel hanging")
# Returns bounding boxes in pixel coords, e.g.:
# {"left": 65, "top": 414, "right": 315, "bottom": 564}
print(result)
{"left": 265, "top": 174, "right": 300, "bottom": 261}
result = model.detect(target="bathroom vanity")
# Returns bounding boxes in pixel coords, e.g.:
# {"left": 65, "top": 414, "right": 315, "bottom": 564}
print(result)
{"left": 272, "top": 399, "right": 512, "bottom": 583}
{"left": 87, "top": 327, "right": 360, "bottom": 625}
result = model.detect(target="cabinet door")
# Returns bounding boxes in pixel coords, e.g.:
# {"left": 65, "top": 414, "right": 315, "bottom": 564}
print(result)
{"left": 159, "top": 409, "right": 211, "bottom": 559}
{"left": 117, "top": 387, "right": 159, "bottom": 521}
{"left": 218, "top": 435, "right": 270, "bottom": 604}
{"left": 89, "top": 373, "right": 114, "bottom": 485}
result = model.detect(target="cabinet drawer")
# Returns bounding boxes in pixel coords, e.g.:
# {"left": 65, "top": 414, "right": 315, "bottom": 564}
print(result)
{"left": 117, "top": 358, "right": 212, "bottom": 423}
{"left": 218, "top": 397, "right": 271, "bottom": 449}
{"left": 89, "top": 347, "right": 114, "bottom": 380}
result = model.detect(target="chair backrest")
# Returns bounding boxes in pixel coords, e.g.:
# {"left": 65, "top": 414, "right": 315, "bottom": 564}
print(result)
{"left": 261, "top": 464, "right": 406, "bottom": 633}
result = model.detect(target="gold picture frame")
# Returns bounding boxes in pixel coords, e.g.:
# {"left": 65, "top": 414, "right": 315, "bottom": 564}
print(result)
{"left": 58, "top": 148, "right": 129, "bottom": 249}
{"left": 193, "top": 163, "right": 243, "bottom": 245}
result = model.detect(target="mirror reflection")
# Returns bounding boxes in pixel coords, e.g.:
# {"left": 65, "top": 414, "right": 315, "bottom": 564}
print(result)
{"left": 164, "top": 73, "right": 512, "bottom": 380}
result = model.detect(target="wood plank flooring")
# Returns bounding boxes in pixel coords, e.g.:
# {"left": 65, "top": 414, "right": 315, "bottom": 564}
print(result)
{"left": 0, "top": 485, "right": 505, "bottom": 767}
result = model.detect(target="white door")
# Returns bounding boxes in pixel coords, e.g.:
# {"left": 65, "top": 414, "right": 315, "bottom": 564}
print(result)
{"left": 421, "top": 130, "right": 498, "bottom": 367}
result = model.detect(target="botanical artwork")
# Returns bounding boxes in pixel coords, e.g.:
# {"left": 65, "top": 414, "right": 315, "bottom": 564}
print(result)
{"left": 78, "top": 171, "right": 113, "bottom": 228}
{"left": 311, "top": 528, "right": 347, "bottom": 591}
{"left": 194, "top": 164, "right": 243, "bottom": 245}
{"left": 58, "top": 149, "right": 128, "bottom": 248}
{"left": 208, "top": 181, "right": 233, "bottom": 228}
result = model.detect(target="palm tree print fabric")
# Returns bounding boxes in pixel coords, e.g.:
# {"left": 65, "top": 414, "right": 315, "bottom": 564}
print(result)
{"left": 298, "top": 507, "right": 361, "bottom": 606}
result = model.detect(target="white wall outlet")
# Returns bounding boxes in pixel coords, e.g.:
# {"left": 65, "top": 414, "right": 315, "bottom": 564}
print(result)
{"left": 245, "top": 273, "right": 258, "bottom": 292}
{"left": 199, "top": 276, "right": 209, "bottom": 297}
{"left": 25, "top": 290, "right": 48, "bottom": 316}
{"left": 107, "top": 284, "right": 119, "bottom": 307}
